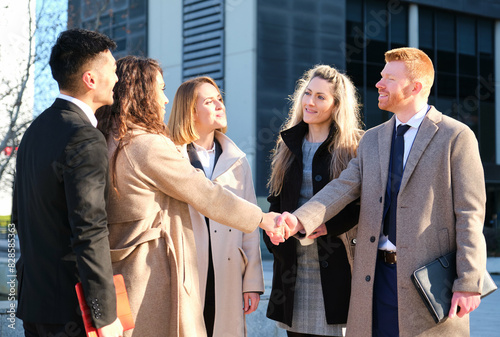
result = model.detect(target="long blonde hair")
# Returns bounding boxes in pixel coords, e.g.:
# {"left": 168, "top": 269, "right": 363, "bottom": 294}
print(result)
{"left": 268, "top": 65, "right": 363, "bottom": 196}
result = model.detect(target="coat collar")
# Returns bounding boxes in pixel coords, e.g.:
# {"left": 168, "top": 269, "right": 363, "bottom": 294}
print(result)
{"left": 211, "top": 131, "right": 247, "bottom": 179}
{"left": 52, "top": 98, "right": 93, "bottom": 126}
{"left": 280, "top": 121, "right": 336, "bottom": 158}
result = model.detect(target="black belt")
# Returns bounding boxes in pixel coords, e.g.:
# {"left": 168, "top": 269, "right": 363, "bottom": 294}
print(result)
{"left": 378, "top": 250, "right": 397, "bottom": 264}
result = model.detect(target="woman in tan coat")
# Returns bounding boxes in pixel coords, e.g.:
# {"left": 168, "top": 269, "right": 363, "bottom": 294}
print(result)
{"left": 167, "top": 76, "right": 265, "bottom": 337}
{"left": 95, "top": 56, "right": 280, "bottom": 337}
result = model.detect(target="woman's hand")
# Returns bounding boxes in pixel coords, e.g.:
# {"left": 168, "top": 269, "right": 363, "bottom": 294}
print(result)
{"left": 307, "top": 223, "right": 327, "bottom": 239}
{"left": 243, "top": 292, "right": 261, "bottom": 314}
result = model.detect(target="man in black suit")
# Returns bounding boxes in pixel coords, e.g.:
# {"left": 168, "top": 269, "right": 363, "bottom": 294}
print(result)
{"left": 13, "top": 29, "right": 123, "bottom": 337}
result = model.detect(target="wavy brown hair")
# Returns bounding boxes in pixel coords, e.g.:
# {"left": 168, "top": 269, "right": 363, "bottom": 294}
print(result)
{"left": 268, "top": 64, "right": 364, "bottom": 196}
{"left": 96, "top": 55, "right": 167, "bottom": 190}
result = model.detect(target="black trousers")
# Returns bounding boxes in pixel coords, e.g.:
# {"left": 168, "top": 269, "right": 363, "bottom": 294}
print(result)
{"left": 23, "top": 321, "right": 86, "bottom": 337}
{"left": 372, "top": 257, "right": 399, "bottom": 337}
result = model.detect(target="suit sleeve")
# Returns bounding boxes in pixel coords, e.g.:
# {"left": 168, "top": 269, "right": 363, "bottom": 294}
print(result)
{"left": 239, "top": 159, "right": 265, "bottom": 294}
{"left": 450, "top": 128, "right": 487, "bottom": 293}
{"left": 133, "top": 135, "right": 262, "bottom": 233}
{"left": 293, "top": 152, "right": 362, "bottom": 237}
{"left": 64, "top": 127, "right": 116, "bottom": 328}
{"left": 324, "top": 198, "right": 360, "bottom": 237}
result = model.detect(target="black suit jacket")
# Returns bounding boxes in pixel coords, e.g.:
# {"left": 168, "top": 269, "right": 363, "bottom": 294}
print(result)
{"left": 13, "top": 98, "right": 116, "bottom": 328}
{"left": 264, "top": 121, "right": 359, "bottom": 326}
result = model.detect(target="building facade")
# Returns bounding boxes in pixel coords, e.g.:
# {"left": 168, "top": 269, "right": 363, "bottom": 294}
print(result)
{"left": 67, "top": 0, "right": 500, "bottom": 230}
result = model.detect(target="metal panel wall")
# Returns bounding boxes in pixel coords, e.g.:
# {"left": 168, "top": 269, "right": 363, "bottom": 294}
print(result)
{"left": 183, "top": 0, "right": 225, "bottom": 89}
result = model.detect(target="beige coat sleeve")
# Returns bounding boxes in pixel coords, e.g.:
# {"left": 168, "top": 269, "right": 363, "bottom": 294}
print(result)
{"left": 239, "top": 158, "right": 265, "bottom": 293}
{"left": 450, "top": 127, "right": 487, "bottom": 293}
{"left": 127, "top": 133, "right": 263, "bottom": 234}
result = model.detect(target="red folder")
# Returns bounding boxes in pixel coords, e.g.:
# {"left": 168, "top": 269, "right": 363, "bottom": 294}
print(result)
{"left": 75, "top": 274, "right": 135, "bottom": 337}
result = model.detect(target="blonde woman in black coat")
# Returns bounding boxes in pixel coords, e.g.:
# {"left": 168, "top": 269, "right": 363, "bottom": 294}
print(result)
{"left": 264, "top": 65, "right": 363, "bottom": 337}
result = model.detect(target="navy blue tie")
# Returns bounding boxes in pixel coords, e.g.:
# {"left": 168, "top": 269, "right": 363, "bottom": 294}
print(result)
{"left": 384, "top": 124, "right": 411, "bottom": 244}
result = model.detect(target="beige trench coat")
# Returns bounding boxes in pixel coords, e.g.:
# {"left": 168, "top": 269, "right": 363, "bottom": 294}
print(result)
{"left": 105, "top": 125, "right": 262, "bottom": 337}
{"left": 187, "top": 132, "right": 264, "bottom": 337}
{"left": 295, "top": 107, "right": 487, "bottom": 337}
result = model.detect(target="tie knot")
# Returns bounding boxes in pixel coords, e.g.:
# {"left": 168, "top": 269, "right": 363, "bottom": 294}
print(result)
{"left": 397, "top": 124, "right": 411, "bottom": 137}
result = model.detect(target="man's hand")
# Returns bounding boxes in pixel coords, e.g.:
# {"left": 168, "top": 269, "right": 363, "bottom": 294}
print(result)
{"left": 277, "top": 211, "right": 304, "bottom": 237}
{"left": 97, "top": 317, "right": 123, "bottom": 337}
{"left": 260, "top": 212, "right": 287, "bottom": 244}
{"left": 307, "top": 223, "right": 327, "bottom": 239}
{"left": 243, "top": 292, "right": 260, "bottom": 315}
{"left": 448, "top": 291, "right": 481, "bottom": 319}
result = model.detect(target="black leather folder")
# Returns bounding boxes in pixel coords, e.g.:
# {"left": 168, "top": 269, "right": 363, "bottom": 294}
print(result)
{"left": 411, "top": 251, "right": 497, "bottom": 323}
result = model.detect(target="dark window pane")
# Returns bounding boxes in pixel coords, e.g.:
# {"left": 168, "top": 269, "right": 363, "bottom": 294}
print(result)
{"left": 365, "top": 0, "right": 387, "bottom": 43}
{"left": 346, "top": 20, "right": 364, "bottom": 62}
{"left": 458, "top": 75, "right": 479, "bottom": 133}
{"left": 457, "top": 16, "right": 475, "bottom": 56}
{"left": 366, "top": 39, "right": 387, "bottom": 64}
{"left": 113, "top": 24, "right": 127, "bottom": 39}
{"left": 115, "top": 38, "right": 126, "bottom": 52}
{"left": 100, "top": 15, "right": 111, "bottom": 30}
{"left": 459, "top": 54, "right": 477, "bottom": 77}
{"left": 129, "top": 35, "right": 146, "bottom": 56}
{"left": 436, "top": 12, "right": 455, "bottom": 52}
{"left": 459, "top": 76, "right": 478, "bottom": 99}
{"left": 437, "top": 50, "right": 456, "bottom": 75}
{"left": 367, "top": 63, "right": 383, "bottom": 89}
{"left": 419, "top": 8, "right": 434, "bottom": 49}
{"left": 437, "top": 73, "right": 456, "bottom": 98}
{"left": 390, "top": 3, "right": 407, "bottom": 45}
{"left": 347, "top": 61, "right": 364, "bottom": 88}
{"left": 113, "top": 10, "right": 128, "bottom": 25}
{"left": 480, "top": 54, "right": 494, "bottom": 83}
{"left": 480, "top": 101, "right": 496, "bottom": 163}
{"left": 436, "top": 97, "right": 456, "bottom": 118}
{"left": 129, "top": 0, "right": 146, "bottom": 18}
{"left": 479, "top": 20, "right": 493, "bottom": 54}
{"left": 346, "top": 0, "right": 362, "bottom": 22}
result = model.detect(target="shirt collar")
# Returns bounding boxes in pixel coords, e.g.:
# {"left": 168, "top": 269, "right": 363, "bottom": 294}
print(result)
{"left": 57, "top": 93, "right": 98, "bottom": 128}
{"left": 395, "top": 104, "right": 429, "bottom": 129}
{"left": 192, "top": 141, "right": 216, "bottom": 153}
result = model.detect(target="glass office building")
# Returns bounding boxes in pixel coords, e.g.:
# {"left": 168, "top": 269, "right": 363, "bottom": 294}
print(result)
{"left": 68, "top": 0, "right": 500, "bottom": 232}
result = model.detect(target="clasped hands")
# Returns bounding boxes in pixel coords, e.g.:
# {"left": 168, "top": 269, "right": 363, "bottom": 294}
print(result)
{"left": 259, "top": 211, "right": 327, "bottom": 245}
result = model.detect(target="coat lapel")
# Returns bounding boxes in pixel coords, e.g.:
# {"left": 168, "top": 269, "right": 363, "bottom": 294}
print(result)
{"left": 211, "top": 131, "right": 245, "bottom": 179}
{"left": 378, "top": 117, "right": 396, "bottom": 189}
{"left": 399, "top": 107, "right": 441, "bottom": 192}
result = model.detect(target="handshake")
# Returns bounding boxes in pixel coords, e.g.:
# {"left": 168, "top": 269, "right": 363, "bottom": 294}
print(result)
{"left": 258, "top": 212, "right": 328, "bottom": 245}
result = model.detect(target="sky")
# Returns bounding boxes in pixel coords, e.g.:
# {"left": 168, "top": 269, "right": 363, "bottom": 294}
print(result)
{"left": 0, "top": 0, "right": 67, "bottom": 215}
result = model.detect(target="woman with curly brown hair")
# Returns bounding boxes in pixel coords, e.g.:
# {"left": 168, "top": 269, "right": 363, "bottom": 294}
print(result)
{"left": 264, "top": 65, "right": 363, "bottom": 337}
{"left": 95, "top": 56, "right": 281, "bottom": 337}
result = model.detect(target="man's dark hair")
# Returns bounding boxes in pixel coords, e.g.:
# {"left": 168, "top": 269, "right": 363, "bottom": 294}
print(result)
{"left": 49, "top": 28, "right": 116, "bottom": 91}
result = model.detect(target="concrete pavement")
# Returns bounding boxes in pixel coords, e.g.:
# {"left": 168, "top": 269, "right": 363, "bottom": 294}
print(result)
{"left": 1, "top": 257, "right": 499, "bottom": 336}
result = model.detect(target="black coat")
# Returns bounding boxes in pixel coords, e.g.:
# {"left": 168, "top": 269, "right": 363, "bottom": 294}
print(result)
{"left": 13, "top": 99, "right": 116, "bottom": 328}
{"left": 264, "top": 121, "right": 360, "bottom": 326}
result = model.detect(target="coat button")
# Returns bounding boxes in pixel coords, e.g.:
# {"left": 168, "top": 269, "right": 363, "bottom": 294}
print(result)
{"left": 214, "top": 230, "right": 217, "bottom": 233}
{"left": 315, "top": 175, "right": 322, "bottom": 182}
{"left": 370, "top": 236, "right": 376, "bottom": 242}
{"left": 229, "top": 229, "right": 231, "bottom": 232}
{"left": 321, "top": 261, "right": 329, "bottom": 268}
{"left": 365, "top": 275, "right": 371, "bottom": 282}
{"left": 352, "top": 238, "right": 357, "bottom": 245}
{"left": 380, "top": 197, "right": 383, "bottom": 203}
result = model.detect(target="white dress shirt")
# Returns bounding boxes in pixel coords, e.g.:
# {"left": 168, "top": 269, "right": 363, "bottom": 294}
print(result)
{"left": 379, "top": 104, "right": 429, "bottom": 251}
{"left": 57, "top": 93, "right": 98, "bottom": 128}
{"left": 192, "top": 141, "right": 216, "bottom": 179}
